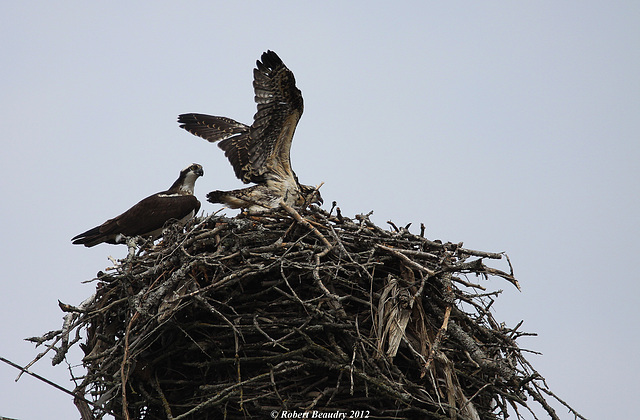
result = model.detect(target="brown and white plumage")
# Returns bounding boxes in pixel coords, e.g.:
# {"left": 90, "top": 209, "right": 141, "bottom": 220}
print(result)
{"left": 178, "top": 50, "right": 321, "bottom": 213}
{"left": 71, "top": 164, "right": 204, "bottom": 247}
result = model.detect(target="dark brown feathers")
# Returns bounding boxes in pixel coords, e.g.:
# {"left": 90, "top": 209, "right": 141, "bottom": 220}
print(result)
{"left": 72, "top": 164, "right": 203, "bottom": 247}
{"left": 71, "top": 195, "right": 201, "bottom": 247}
{"left": 177, "top": 114, "right": 249, "bottom": 144}
{"left": 248, "top": 50, "right": 303, "bottom": 179}
{"left": 178, "top": 50, "right": 303, "bottom": 186}
{"left": 177, "top": 113, "right": 254, "bottom": 183}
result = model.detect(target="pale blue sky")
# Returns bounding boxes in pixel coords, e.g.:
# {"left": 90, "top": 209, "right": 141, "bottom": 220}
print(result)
{"left": 1, "top": 2, "right": 638, "bottom": 419}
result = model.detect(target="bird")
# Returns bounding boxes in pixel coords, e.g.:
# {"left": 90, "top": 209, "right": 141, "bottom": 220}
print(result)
{"left": 71, "top": 164, "right": 204, "bottom": 247}
{"left": 178, "top": 50, "right": 322, "bottom": 213}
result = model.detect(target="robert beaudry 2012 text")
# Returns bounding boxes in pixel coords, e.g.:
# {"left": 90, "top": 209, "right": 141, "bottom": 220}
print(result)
{"left": 275, "top": 410, "right": 370, "bottom": 419}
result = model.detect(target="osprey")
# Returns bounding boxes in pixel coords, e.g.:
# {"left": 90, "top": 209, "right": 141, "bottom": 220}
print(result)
{"left": 178, "top": 50, "right": 322, "bottom": 213}
{"left": 71, "top": 164, "right": 204, "bottom": 247}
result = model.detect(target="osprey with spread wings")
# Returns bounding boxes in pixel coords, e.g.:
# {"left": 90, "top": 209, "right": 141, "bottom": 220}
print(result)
{"left": 178, "top": 50, "right": 322, "bottom": 213}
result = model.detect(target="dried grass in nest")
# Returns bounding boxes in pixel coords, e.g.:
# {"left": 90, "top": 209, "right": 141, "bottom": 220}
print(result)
{"left": 28, "top": 204, "right": 585, "bottom": 420}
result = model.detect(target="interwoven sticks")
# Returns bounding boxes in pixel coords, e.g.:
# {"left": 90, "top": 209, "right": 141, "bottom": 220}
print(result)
{"left": 29, "top": 206, "right": 584, "bottom": 420}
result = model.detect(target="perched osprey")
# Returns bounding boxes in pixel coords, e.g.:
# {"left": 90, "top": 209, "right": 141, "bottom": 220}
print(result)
{"left": 178, "top": 50, "right": 322, "bottom": 213}
{"left": 71, "top": 164, "right": 204, "bottom": 247}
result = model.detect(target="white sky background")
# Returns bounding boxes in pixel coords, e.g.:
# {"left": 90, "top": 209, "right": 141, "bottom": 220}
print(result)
{"left": 1, "top": 2, "right": 638, "bottom": 419}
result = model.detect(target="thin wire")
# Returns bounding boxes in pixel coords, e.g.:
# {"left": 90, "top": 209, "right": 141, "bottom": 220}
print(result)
{"left": 0, "top": 356, "right": 97, "bottom": 408}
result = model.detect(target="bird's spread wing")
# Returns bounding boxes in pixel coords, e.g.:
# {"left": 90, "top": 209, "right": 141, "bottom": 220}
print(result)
{"left": 246, "top": 50, "right": 303, "bottom": 182}
{"left": 178, "top": 114, "right": 252, "bottom": 182}
{"left": 178, "top": 114, "right": 249, "bottom": 143}
{"left": 178, "top": 51, "right": 303, "bottom": 185}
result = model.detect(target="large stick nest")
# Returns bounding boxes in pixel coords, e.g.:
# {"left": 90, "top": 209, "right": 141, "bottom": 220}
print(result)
{"left": 31, "top": 205, "right": 583, "bottom": 420}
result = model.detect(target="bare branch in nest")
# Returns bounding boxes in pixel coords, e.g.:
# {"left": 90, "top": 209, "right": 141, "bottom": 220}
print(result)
{"left": 279, "top": 200, "right": 333, "bottom": 256}
{"left": 26, "top": 206, "right": 584, "bottom": 420}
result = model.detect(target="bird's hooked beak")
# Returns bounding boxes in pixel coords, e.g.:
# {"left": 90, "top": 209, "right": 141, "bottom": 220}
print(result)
{"left": 308, "top": 189, "right": 323, "bottom": 206}
{"left": 188, "top": 163, "right": 204, "bottom": 177}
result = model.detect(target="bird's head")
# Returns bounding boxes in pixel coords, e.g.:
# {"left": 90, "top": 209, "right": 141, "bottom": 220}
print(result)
{"left": 299, "top": 184, "right": 323, "bottom": 207}
{"left": 176, "top": 163, "right": 204, "bottom": 193}
{"left": 185, "top": 163, "right": 205, "bottom": 178}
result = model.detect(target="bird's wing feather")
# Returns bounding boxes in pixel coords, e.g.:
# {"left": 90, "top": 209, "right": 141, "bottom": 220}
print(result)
{"left": 247, "top": 50, "right": 303, "bottom": 182}
{"left": 178, "top": 113, "right": 252, "bottom": 182}
{"left": 108, "top": 194, "right": 200, "bottom": 236}
{"left": 178, "top": 51, "right": 303, "bottom": 185}
{"left": 72, "top": 194, "right": 200, "bottom": 246}
{"left": 178, "top": 114, "right": 249, "bottom": 144}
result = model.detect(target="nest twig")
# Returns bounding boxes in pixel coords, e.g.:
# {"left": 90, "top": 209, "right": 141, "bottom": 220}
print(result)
{"left": 28, "top": 205, "right": 585, "bottom": 420}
